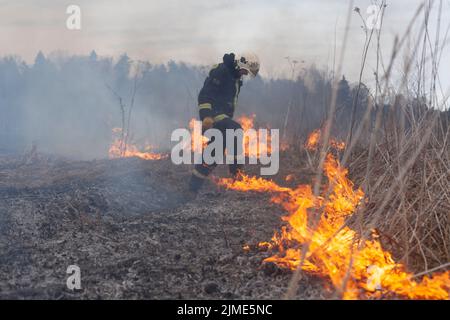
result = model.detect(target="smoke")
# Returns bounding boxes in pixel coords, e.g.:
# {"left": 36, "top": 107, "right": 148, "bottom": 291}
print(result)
{"left": 2, "top": 0, "right": 448, "bottom": 85}
{"left": 0, "top": 51, "right": 347, "bottom": 159}
{"left": 1, "top": 53, "right": 207, "bottom": 159}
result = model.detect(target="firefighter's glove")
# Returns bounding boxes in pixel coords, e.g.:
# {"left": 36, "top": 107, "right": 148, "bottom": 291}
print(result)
{"left": 202, "top": 117, "right": 214, "bottom": 131}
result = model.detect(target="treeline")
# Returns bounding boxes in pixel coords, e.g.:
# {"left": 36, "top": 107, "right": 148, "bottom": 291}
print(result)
{"left": 0, "top": 51, "right": 445, "bottom": 158}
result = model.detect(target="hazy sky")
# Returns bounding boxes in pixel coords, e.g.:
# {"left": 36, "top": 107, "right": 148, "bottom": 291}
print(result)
{"left": 1, "top": 0, "right": 449, "bottom": 101}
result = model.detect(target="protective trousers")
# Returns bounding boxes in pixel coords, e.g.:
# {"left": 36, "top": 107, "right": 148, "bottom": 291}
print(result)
{"left": 189, "top": 117, "right": 243, "bottom": 192}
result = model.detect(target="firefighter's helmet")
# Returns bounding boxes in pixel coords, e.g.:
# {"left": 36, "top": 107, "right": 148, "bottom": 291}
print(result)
{"left": 236, "top": 53, "right": 260, "bottom": 77}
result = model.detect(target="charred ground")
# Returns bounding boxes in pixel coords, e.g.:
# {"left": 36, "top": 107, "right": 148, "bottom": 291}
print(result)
{"left": 0, "top": 153, "right": 327, "bottom": 299}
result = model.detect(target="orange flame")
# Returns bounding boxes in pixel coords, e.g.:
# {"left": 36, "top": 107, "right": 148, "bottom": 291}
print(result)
{"left": 109, "top": 128, "right": 167, "bottom": 160}
{"left": 285, "top": 174, "right": 295, "bottom": 182}
{"left": 218, "top": 131, "right": 449, "bottom": 300}
{"left": 305, "top": 129, "right": 345, "bottom": 151}
{"left": 305, "top": 129, "right": 321, "bottom": 150}
{"left": 189, "top": 119, "right": 208, "bottom": 153}
{"left": 236, "top": 114, "right": 279, "bottom": 158}
{"left": 190, "top": 115, "right": 286, "bottom": 157}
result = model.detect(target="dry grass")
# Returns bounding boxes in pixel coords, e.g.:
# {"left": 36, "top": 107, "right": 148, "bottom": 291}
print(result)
{"left": 284, "top": 0, "right": 449, "bottom": 298}
{"left": 348, "top": 112, "right": 449, "bottom": 273}
{"left": 343, "top": 0, "right": 449, "bottom": 275}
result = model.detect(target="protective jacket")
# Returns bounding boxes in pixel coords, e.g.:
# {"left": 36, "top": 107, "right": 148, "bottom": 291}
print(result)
{"left": 198, "top": 53, "right": 243, "bottom": 122}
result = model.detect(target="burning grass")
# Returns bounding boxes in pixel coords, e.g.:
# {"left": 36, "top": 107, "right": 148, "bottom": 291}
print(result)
{"left": 108, "top": 128, "right": 168, "bottom": 160}
{"left": 237, "top": 114, "right": 278, "bottom": 158}
{"left": 187, "top": 114, "right": 282, "bottom": 158}
{"left": 346, "top": 121, "right": 450, "bottom": 284}
{"left": 217, "top": 131, "right": 449, "bottom": 300}
{"left": 0, "top": 153, "right": 328, "bottom": 299}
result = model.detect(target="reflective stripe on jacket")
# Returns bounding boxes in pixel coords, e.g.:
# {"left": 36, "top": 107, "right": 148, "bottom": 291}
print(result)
{"left": 198, "top": 54, "right": 242, "bottom": 121}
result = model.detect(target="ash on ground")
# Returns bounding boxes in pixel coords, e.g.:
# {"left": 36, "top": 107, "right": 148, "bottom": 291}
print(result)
{"left": 0, "top": 154, "right": 325, "bottom": 299}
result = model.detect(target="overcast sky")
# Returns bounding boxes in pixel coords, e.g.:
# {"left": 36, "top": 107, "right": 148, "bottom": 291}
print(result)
{"left": 1, "top": 0, "right": 449, "bottom": 101}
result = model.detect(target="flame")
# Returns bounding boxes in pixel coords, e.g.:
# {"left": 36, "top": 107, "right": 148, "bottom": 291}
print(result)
{"left": 305, "top": 129, "right": 321, "bottom": 150}
{"left": 237, "top": 114, "right": 257, "bottom": 132}
{"left": 189, "top": 119, "right": 208, "bottom": 153}
{"left": 236, "top": 114, "right": 277, "bottom": 158}
{"left": 217, "top": 131, "right": 449, "bottom": 300}
{"left": 305, "top": 129, "right": 345, "bottom": 151}
{"left": 189, "top": 115, "right": 285, "bottom": 157}
{"left": 280, "top": 141, "right": 290, "bottom": 151}
{"left": 285, "top": 174, "right": 295, "bottom": 182}
{"left": 109, "top": 128, "right": 167, "bottom": 160}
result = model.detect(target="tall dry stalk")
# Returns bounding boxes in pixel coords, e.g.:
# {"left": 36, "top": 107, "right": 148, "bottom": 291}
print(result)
{"left": 285, "top": 0, "right": 449, "bottom": 299}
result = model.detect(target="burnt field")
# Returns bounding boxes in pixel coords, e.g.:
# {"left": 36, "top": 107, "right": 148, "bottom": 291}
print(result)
{"left": 1, "top": 0, "right": 450, "bottom": 301}
{"left": 0, "top": 153, "right": 326, "bottom": 299}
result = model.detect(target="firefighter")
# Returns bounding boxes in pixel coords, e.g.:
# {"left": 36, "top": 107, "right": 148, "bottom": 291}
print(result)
{"left": 188, "top": 52, "right": 260, "bottom": 193}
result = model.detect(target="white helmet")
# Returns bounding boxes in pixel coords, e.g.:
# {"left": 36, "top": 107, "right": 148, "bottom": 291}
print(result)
{"left": 236, "top": 53, "right": 260, "bottom": 77}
